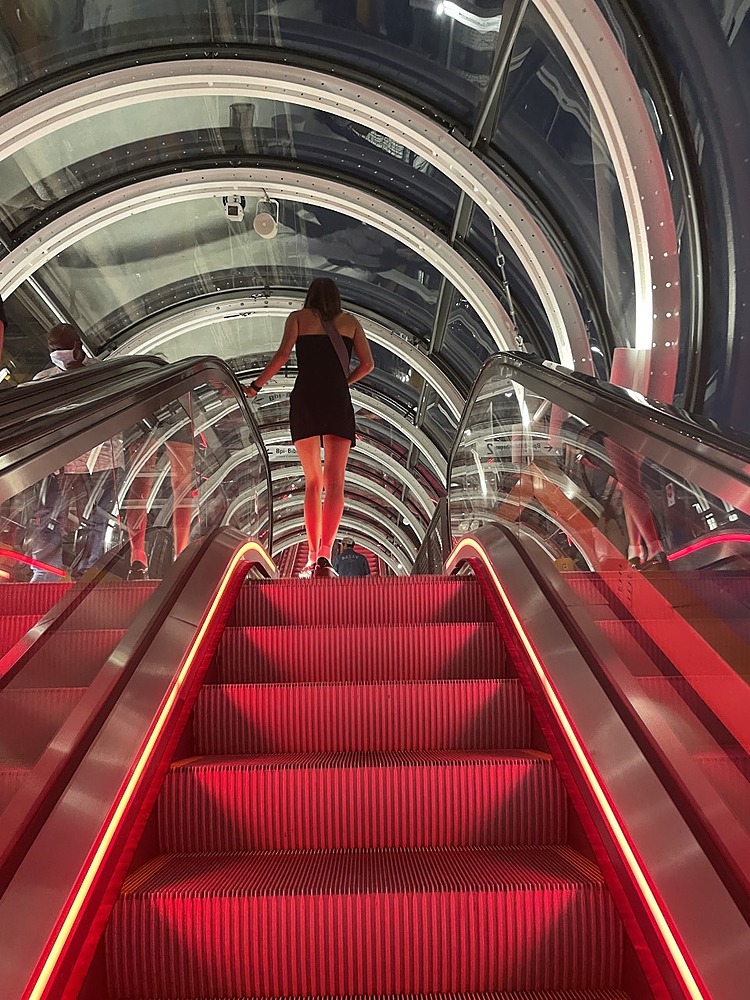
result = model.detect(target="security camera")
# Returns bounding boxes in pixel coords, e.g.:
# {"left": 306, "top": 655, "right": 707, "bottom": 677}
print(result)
{"left": 253, "top": 198, "right": 279, "bottom": 239}
{"left": 222, "top": 195, "right": 246, "bottom": 222}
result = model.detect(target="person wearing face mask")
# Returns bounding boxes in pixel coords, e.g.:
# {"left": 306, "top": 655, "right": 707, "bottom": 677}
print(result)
{"left": 26, "top": 324, "right": 125, "bottom": 581}
{"left": 31, "top": 323, "right": 90, "bottom": 379}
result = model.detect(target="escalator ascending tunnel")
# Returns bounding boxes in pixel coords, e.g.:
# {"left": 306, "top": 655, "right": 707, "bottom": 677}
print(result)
{"left": 1, "top": 354, "right": 750, "bottom": 1000}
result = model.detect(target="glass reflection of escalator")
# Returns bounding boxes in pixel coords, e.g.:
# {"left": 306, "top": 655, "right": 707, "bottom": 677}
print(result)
{"left": 0, "top": 580, "right": 155, "bottom": 817}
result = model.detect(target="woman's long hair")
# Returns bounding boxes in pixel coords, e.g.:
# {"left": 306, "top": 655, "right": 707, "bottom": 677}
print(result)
{"left": 304, "top": 277, "right": 342, "bottom": 321}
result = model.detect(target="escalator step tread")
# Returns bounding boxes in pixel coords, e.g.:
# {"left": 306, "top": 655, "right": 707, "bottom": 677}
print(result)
{"left": 158, "top": 750, "right": 566, "bottom": 852}
{"left": 215, "top": 623, "right": 508, "bottom": 682}
{"left": 231, "top": 575, "right": 492, "bottom": 625}
{"left": 128, "top": 993, "right": 632, "bottom": 1000}
{"left": 120, "top": 845, "right": 607, "bottom": 896}
{"left": 194, "top": 680, "right": 531, "bottom": 754}
{"left": 108, "top": 848, "right": 622, "bottom": 996}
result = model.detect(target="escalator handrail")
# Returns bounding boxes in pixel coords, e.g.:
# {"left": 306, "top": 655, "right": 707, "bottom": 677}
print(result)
{"left": 448, "top": 527, "right": 750, "bottom": 998}
{"left": 448, "top": 351, "right": 750, "bottom": 493}
{"left": 0, "top": 355, "right": 273, "bottom": 551}
{"left": 0, "top": 529, "right": 274, "bottom": 1000}
{"left": 0, "top": 354, "right": 167, "bottom": 428}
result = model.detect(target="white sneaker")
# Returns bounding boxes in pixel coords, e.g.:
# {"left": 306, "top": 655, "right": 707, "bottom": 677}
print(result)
{"left": 313, "top": 557, "right": 338, "bottom": 579}
{"left": 298, "top": 560, "right": 316, "bottom": 579}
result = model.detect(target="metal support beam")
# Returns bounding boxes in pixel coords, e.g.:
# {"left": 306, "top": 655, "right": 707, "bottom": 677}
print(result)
{"left": 471, "top": 0, "right": 531, "bottom": 149}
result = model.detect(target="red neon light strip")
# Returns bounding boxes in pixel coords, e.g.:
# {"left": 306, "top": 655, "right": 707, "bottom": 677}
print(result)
{"left": 666, "top": 532, "right": 750, "bottom": 562}
{"left": 0, "top": 547, "right": 67, "bottom": 578}
{"left": 27, "top": 542, "right": 275, "bottom": 1000}
{"left": 446, "top": 537, "right": 706, "bottom": 1000}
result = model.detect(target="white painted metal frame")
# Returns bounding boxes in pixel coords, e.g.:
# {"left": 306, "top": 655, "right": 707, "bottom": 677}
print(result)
{"left": 255, "top": 375, "right": 446, "bottom": 479}
{"left": 274, "top": 511, "right": 414, "bottom": 576}
{"left": 534, "top": 0, "right": 681, "bottom": 399}
{"left": 259, "top": 467, "right": 429, "bottom": 535}
{"left": 271, "top": 494, "right": 419, "bottom": 561}
{"left": 0, "top": 168, "right": 519, "bottom": 355}
{"left": 0, "top": 60, "right": 592, "bottom": 370}
{"left": 262, "top": 427, "right": 437, "bottom": 517}
{"left": 109, "top": 292, "right": 465, "bottom": 420}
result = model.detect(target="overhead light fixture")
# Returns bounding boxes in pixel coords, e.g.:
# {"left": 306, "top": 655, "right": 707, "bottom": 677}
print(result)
{"left": 253, "top": 198, "right": 279, "bottom": 239}
{"left": 436, "top": 2, "right": 502, "bottom": 32}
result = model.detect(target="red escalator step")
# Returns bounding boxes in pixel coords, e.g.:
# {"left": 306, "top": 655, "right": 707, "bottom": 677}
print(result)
{"left": 106, "top": 845, "right": 622, "bottom": 998}
{"left": 158, "top": 750, "right": 567, "bottom": 852}
{"left": 0, "top": 615, "right": 46, "bottom": 658}
{"left": 8, "top": 629, "right": 126, "bottom": 687}
{"left": 0, "top": 686, "right": 87, "bottom": 766}
{"left": 0, "top": 583, "right": 71, "bottom": 615}
{"left": 0, "top": 765, "right": 29, "bottom": 813}
{"left": 0, "top": 582, "right": 155, "bottom": 625}
{"left": 195, "top": 680, "right": 531, "bottom": 755}
{"left": 122, "top": 992, "right": 631, "bottom": 1000}
{"left": 229, "top": 576, "right": 493, "bottom": 626}
{"left": 216, "top": 624, "right": 508, "bottom": 683}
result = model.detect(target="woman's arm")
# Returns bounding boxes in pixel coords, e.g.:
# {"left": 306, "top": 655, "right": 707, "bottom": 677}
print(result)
{"left": 244, "top": 312, "right": 299, "bottom": 397}
{"left": 347, "top": 318, "right": 374, "bottom": 387}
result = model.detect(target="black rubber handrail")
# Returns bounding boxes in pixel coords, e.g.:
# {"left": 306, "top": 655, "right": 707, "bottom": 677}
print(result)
{"left": 0, "top": 355, "right": 273, "bottom": 551}
{"left": 448, "top": 352, "right": 750, "bottom": 500}
{"left": 0, "top": 355, "right": 167, "bottom": 428}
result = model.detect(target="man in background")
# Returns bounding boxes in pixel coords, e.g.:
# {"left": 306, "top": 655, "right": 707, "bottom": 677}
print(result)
{"left": 333, "top": 537, "right": 370, "bottom": 578}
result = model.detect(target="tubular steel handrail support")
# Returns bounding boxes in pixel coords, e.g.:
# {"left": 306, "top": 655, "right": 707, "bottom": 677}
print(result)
{"left": 411, "top": 497, "right": 451, "bottom": 576}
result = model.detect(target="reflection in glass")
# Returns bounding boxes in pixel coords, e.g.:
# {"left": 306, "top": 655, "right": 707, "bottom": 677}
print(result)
{"left": 495, "top": 4, "right": 635, "bottom": 354}
{"left": 32, "top": 199, "right": 440, "bottom": 352}
{"left": 0, "top": 2, "right": 504, "bottom": 125}
{"left": 439, "top": 289, "right": 496, "bottom": 391}
{"left": 0, "top": 96, "right": 460, "bottom": 233}
{"left": 466, "top": 207, "right": 606, "bottom": 373}
{"left": 0, "top": 366, "right": 268, "bottom": 832}
{"left": 421, "top": 383, "right": 459, "bottom": 458}
{"left": 449, "top": 358, "right": 750, "bottom": 878}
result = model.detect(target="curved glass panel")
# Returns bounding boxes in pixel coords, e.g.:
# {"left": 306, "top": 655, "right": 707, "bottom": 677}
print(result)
{"left": 494, "top": 4, "right": 635, "bottom": 354}
{"left": 0, "top": 286, "right": 62, "bottom": 386}
{"left": 439, "top": 286, "right": 496, "bottom": 391}
{"left": 27, "top": 198, "right": 440, "bottom": 351}
{"left": 592, "top": 1, "right": 700, "bottom": 404}
{"left": 0, "top": 3, "right": 504, "bottom": 126}
{"left": 0, "top": 361, "right": 269, "bottom": 834}
{"left": 466, "top": 208, "right": 601, "bottom": 370}
{"left": 1, "top": 96, "right": 460, "bottom": 233}
{"left": 450, "top": 357, "right": 750, "bottom": 892}
{"left": 421, "top": 383, "right": 459, "bottom": 458}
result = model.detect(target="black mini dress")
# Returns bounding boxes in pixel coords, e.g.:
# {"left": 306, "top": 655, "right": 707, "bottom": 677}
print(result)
{"left": 289, "top": 333, "right": 356, "bottom": 445}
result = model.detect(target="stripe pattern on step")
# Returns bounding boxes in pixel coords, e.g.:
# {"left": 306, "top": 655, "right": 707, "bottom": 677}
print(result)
{"left": 195, "top": 680, "right": 531, "bottom": 754}
{"left": 107, "top": 846, "right": 622, "bottom": 997}
{"left": 158, "top": 750, "right": 567, "bottom": 852}
{"left": 216, "top": 623, "right": 507, "bottom": 682}
{"left": 230, "top": 576, "right": 493, "bottom": 626}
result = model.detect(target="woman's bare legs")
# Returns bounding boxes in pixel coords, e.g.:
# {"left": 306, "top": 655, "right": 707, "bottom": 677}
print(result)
{"left": 295, "top": 436, "right": 324, "bottom": 562}
{"left": 167, "top": 440, "right": 195, "bottom": 556}
{"left": 319, "top": 435, "right": 351, "bottom": 561}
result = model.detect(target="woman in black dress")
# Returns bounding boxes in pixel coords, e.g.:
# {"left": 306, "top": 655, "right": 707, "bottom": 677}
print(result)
{"left": 245, "top": 278, "right": 374, "bottom": 577}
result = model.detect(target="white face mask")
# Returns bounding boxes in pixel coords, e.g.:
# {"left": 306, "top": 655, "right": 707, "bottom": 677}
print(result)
{"left": 49, "top": 349, "right": 77, "bottom": 369}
